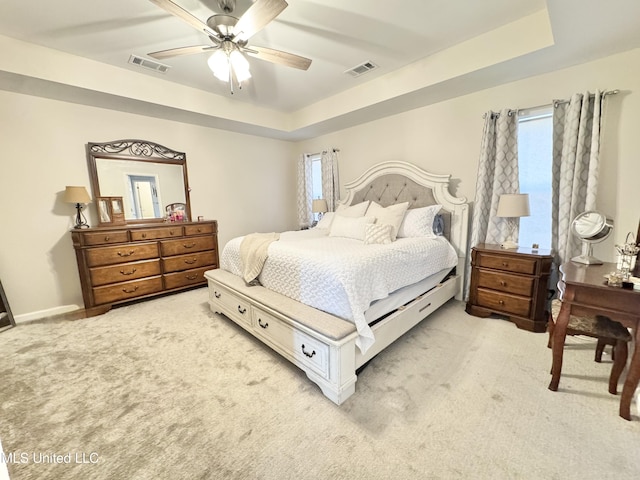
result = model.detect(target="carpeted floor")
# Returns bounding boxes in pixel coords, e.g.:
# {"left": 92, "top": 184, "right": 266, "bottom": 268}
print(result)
{"left": 1, "top": 288, "right": 639, "bottom": 480}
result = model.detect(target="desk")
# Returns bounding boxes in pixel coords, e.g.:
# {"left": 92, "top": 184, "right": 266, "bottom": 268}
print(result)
{"left": 549, "top": 262, "right": 640, "bottom": 420}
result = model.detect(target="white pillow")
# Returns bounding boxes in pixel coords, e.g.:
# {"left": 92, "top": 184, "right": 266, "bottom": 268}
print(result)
{"left": 329, "top": 215, "right": 375, "bottom": 241}
{"left": 335, "top": 201, "right": 370, "bottom": 218}
{"left": 364, "top": 224, "right": 393, "bottom": 245}
{"left": 315, "top": 212, "right": 335, "bottom": 229}
{"left": 366, "top": 202, "right": 409, "bottom": 241}
{"left": 397, "top": 204, "right": 443, "bottom": 238}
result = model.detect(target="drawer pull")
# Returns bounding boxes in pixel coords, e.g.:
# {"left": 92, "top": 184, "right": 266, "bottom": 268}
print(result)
{"left": 214, "top": 291, "right": 221, "bottom": 299}
{"left": 257, "top": 318, "right": 269, "bottom": 329}
{"left": 104, "top": 235, "right": 110, "bottom": 241}
{"left": 120, "top": 268, "right": 137, "bottom": 276}
{"left": 500, "top": 281, "right": 507, "bottom": 286}
{"left": 122, "top": 286, "right": 139, "bottom": 294}
{"left": 186, "top": 274, "right": 198, "bottom": 280}
{"left": 237, "top": 306, "right": 247, "bottom": 314}
{"left": 418, "top": 302, "right": 432, "bottom": 313}
{"left": 183, "top": 242, "right": 196, "bottom": 249}
{"left": 170, "top": 230, "right": 175, "bottom": 235}
{"left": 197, "top": 228, "right": 202, "bottom": 233}
{"left": 499, "top": 300, "right": 505, "bottom": 305}
{"left": 301, "top": 345, "right": 316, "bottom": 358}
{"left": 502, "top": 261, "right": 509, "bottom": 267}
{"left": 142, "top": 233, "right": 147, "bottom": 238}
{"left": 184, "top": 258, "right": 197, "bottom": 265}
{"left": 117, "top": 250, "right": 135, "bottom": 257}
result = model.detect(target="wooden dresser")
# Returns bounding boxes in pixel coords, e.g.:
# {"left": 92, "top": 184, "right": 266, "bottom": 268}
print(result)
{"left": 466, "top": 243, "right": 553, "bottom": 332}
{"left": 71, "top": 220, "right": 218, "bottom": 316}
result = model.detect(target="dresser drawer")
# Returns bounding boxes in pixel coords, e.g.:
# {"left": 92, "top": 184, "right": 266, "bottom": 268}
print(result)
{"left": 164, "top": 266, "right": 211, "bottom": 289}
{"left": 185, "top": 223, "right": 216, "bottom": 236}
{"left": 130, "top": 226, "right": 183, "bottom": 241}
{"left": 162, "top": 251, "right": 217, "bottom": 273}
{"left": 477, "top": 269, "right": 534, "bottom": 297}
{"left": 92, "top": 276, "right": 163, "bottom": 305}
{"left": 82, "top": 231, "right": 129, "bottom": 246}
{"left": 252, "top": 308, "right": 330, "bottom": 379}
{"left": 90, "top": 259, "right": 161, "bottom": 286}
{"left": 86, "top": 242, "right": 159, "bottom": 267}
{"left": 209, "top": 283, "right": 251, "bottom": 326}
{"left": 477, "top": 253, "right": 537, "bottom": 275}
{"left": 160, "top": 236, "right": 216, "bottom": 257}
{"left": 476, "top": 288, "right": 531, "bottom": 317}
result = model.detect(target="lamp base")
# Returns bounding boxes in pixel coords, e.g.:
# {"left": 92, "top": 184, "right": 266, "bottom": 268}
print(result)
{"left": 500, "top": 241, "right": 519, "bottom": 249}
{"left": 74, "top": 204, "right": 90, "bottom": 229}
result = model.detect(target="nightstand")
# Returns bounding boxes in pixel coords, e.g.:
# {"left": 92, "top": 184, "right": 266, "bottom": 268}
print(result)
{"left": 466, "top": 243, "right": 553, "bottom": 332}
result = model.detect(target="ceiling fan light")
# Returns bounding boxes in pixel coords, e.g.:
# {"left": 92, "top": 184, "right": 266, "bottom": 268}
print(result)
{"left": 234, "top": 66, "right": 252, "bottom": 83}
{"left": 208, "top": 49, "right": 230, "bottom": 82}
{"left": 229, "top": 49, "right": 250, "bottom": 71}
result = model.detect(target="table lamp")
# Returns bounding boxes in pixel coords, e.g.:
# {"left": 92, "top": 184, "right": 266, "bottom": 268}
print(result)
{"left": 496, "top": 193, "right": 530, "bottom": 249}
{"left": 63, "top": 186, "right": 92, "bottom": 229}
{"left": 312, "top": 199, "right": 328, "bottom": 223}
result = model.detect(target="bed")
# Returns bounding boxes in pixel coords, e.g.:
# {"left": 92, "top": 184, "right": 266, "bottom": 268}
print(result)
{"left": 205, "top": 161, "right": 469, "bottom": 404}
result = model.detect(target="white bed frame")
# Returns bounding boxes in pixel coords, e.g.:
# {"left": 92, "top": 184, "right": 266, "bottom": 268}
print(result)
{"left": 205, "top": 161, "right": 469, "bottom": 404}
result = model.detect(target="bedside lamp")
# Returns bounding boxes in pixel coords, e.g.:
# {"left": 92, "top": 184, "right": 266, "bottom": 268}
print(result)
{"left": 496, "top": 193, "right": 530, "bottom": 249}
{"left": 312, "top": 199, "right": 328, "bottom": 222}
{"left": 63, "top": 186, "right": 92, "bottom": 229}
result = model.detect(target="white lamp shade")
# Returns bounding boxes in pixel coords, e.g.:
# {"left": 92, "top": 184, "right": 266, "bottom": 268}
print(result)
{"left": 496, "top": 194, "right": 530, "bottom": 218}
{"left": 312, "top": 199, "right": 328, "bottom": 213}
{"left": 208, "top": 50, "right": 230, "bottom": 82}
{"left": 63, "top": 186, "right": 91, "bottom": 204}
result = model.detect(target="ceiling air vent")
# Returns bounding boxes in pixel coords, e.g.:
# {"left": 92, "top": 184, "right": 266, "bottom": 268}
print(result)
{"left": 128, "top": 55, "right": 170, "bottom": 74}
{"left": 344, "top": 61, "right": 378, "bottom": 78}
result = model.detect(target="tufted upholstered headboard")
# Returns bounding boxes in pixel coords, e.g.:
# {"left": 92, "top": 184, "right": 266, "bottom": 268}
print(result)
{"left": 340, "top": 161, "right": 470, "bottom": 298}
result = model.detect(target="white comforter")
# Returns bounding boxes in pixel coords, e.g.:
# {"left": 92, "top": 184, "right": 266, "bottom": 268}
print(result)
{"left": 221, "top": 228, "right": 458, "bottom": 353}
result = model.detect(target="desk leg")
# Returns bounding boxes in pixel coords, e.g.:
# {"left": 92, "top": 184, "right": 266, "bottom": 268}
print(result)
{"left": 619, "top": 327, "right": 640, "bottom": 421}
{"left": 549, "top": 296, "right": 571, "bottom": 391}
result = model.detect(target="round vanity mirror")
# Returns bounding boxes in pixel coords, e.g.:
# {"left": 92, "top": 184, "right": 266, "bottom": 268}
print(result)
{"left": 571, "top": 211, "right": 613, "bottom": 264}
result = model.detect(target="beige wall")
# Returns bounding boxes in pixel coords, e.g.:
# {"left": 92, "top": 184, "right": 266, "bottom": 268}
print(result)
{"left": 2, "top": 47, "right": 639, "bottom": 319}
{"left": 0, "top": 92, "right": 296, "bottom": 317}
{"left": 297, "top": 47, "right": 640, "bottom": 264}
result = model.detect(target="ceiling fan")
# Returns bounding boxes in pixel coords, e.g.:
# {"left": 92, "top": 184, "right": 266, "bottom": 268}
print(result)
{"left": 147, "top": 0, "right": 312, "bottom": 93}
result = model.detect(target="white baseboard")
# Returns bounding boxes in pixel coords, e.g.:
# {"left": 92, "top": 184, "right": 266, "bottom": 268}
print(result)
{"left": 14, "top": 304, "right": 82, "bottom": 324}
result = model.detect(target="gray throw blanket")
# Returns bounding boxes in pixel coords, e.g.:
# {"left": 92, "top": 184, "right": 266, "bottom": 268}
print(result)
{"left": 239, "top": 232, "right": 280, "bottom": 285}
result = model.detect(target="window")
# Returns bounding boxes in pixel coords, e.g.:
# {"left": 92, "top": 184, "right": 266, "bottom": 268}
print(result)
{"left": 310, "top": 154, "right": 323, "bottom": 201}
{"left": 517, "top": 107, "right": 553, "bottom": 249}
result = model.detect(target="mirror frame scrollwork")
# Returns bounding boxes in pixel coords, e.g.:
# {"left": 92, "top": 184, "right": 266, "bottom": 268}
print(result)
{"left": 86, "top": 139, "right": 191, "bottom": 224}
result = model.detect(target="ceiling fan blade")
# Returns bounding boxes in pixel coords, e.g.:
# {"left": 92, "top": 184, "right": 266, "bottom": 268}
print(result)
{"left": 233, "top": 0, "right": 288, "bottom": 42}
{"left": 148, "top": 0, "right": 217, "bottom": 37}
{"left": 245, "top": 46, "right": 311, "bottom": 70}
{"left": 148, "top": 45, "right": 216, "bottom": 60}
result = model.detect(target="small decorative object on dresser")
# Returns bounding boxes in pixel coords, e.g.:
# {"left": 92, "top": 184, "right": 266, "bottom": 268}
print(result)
{"left": 97, "top": 196, "right": 125, "bottom": 226}
{"left": 71, "top": 221, "right": 219, "bottom": 316}
{"left": 466, "top": 243, "right": 553, "bottom": 332}
{"left": 63, "top": 186, "right": 92, "bottom": 229}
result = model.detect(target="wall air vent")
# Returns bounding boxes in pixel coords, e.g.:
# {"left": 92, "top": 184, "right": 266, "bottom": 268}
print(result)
{"left": 128, "top": 55, "right": 170, "bottom": 74}
{"left": 344, "top": 61, "right": 378, "bottom": 78}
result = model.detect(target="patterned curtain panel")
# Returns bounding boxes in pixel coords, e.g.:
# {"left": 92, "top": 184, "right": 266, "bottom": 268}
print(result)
{"left": 320, "top": 149, "right": 340, "bottom": 211}
{"left": 466, "top": 108, "right": 519, "bottom": 299}
{"left": 296, "top": 154, "right": 314, "bottom": 228}
{"left": 551, "top": 90, "right": 602, "bottom": 266}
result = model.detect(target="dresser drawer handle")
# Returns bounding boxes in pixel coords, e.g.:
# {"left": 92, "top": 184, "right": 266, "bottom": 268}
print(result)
{"left": 183, "top": 242, "right": 196, "bottom": 249}
{"left": 186, "top": 274, "right": 198, "bottom": 280}
{"left": 117, "top": 250, "right": 135, "bottom": 257}
{"left": 301, "top": 345, "right": 316, "bottom": 358}
{"left": 257, "top": 318, "right": 269, "bottom": 329}
{"left": 104, "top": 235, "right": 110, "bottom": 241}
{"left": 500, "top": 281, "right": 507, "bottom": 286}
{"left": 120, "top": 268, "right": 137, "bottom": 276}
{"left": 184, "top": 258, "right": 197, "bottom": 265}
{"left": 170, "top": 230, "right": 175, "bottom": 235}
{"left": 498, "top": 300, "right": 505, "bottom": 305}
{"left": 502, "top": 261, "right": 509, "bottom": 267}
{"left": 214, "top": 291, "right": 221, "bottom": 299}
{"left": 142, "top": 233, "right": 147, "bottom": 238}
{"left": 237, "top": 306, "right": 247, "bottom": 314}
{"left": 122, "top": 286, "right": 139, "bottom": 294}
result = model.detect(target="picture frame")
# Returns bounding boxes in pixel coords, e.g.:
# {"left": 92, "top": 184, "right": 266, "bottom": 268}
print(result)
{"left": 97, "top": 196, "right": 125, "bottom": 226}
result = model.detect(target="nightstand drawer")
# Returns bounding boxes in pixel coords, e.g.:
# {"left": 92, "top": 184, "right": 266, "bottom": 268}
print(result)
{"left": 477, "top": 269, "right": 534, "bottom": 296}
{"left": 477, "top": 288, "right": 531, "bottom": 317}
{"left": 477, "top": 253, "right": 537, "bottom": 275}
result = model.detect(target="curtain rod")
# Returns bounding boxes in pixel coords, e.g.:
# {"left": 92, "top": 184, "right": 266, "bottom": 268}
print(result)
{"left": 483, "top": 89, "right": 619, "bottom": 118}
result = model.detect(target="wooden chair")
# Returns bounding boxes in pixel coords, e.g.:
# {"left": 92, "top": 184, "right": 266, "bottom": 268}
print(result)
{"left": 547, "top": 299, "right": 632, "bottom": 394}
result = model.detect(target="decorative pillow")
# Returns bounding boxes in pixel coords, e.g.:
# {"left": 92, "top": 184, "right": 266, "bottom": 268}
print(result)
{"left": 364, "top": 224, "right": 394, "bottom": 245}
{"left": 365, "top": 201, "right": 409, "bottom": 241}
{"left": 329, "top": 215, "right": 375, "bottom": 241}
{"left": 315, "top": 212, "right": 335, "bottom": 229}
{"left": 397, "top": 204, "right": 443, "bottom": 238}
{"left": 335, "top": 201, "right": 370, "bottom": 218}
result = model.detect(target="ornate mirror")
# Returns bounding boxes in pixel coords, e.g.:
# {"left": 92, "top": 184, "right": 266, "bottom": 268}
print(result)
{"left": 86, "top": 140, "right": 191, "bottom": 224}
{"left": 570, "top": 211, "right": 613, "bottom": 264}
